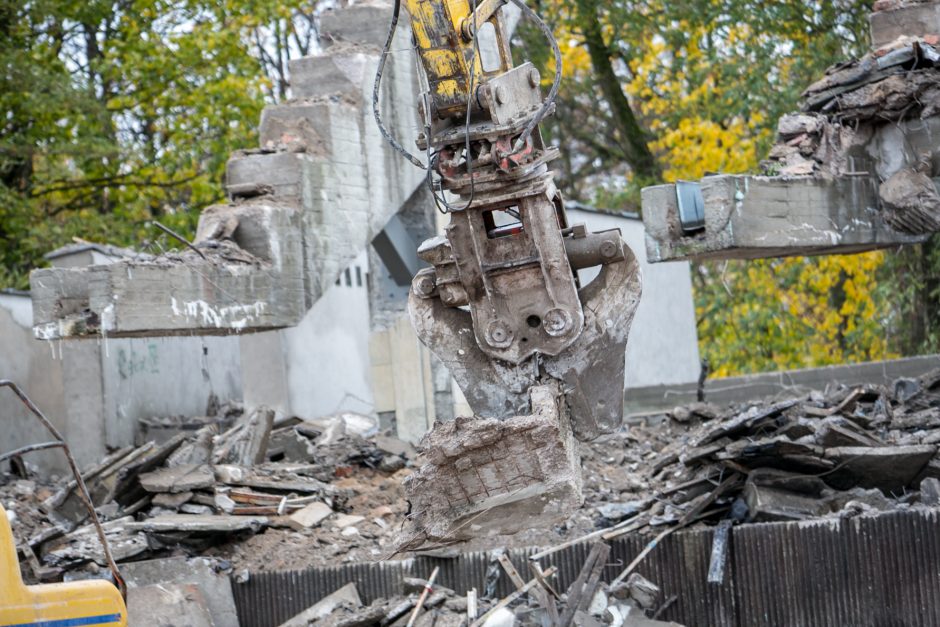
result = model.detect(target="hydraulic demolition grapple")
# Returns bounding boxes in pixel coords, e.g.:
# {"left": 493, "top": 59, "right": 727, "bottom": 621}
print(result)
{"left": 374, "top": 0, "right": 642, "bottom": 543}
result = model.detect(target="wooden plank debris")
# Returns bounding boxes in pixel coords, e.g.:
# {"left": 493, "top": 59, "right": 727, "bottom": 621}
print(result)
{"left": 125, "top": 514, "right": 269, "bottom": 534}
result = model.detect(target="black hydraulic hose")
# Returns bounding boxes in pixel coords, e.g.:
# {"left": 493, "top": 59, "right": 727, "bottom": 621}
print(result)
{"left": 373, "top": 0, "right": 427, "bottom": 169}
{"left": 505, "top": 0, "right": 563, "bottom": 157}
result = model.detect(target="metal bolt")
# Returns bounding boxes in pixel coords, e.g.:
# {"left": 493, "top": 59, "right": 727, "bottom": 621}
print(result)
{"left": 600, "top": 240, "right": 618, "bottom": 260}
{"left": 495, "top": 85, "right": 508, "bottom": 105}
{"left": 528, "top": 68, "right": 540, "bottom": 88}
{"left": 543, "top": 308, "right": 572, "bottom": 337}
{"left": 486, "top": 320, "right": 514, "bottom": 348}
{"left": 414, "top": 275, "right": 436, "bottom": 298}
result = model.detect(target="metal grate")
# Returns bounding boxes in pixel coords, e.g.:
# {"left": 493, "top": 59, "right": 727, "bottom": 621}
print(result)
{"left": 232, "top": 508, "right": 940, "bottom": 627}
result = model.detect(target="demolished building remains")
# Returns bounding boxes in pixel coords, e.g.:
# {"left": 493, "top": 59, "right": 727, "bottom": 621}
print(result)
{"left": 4, "top": 0, "right": 940, "bottom": 626}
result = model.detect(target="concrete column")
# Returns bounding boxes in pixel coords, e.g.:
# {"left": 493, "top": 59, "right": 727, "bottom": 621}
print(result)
{"left": 64, "top": 341, "right": 107, "bottom": 465}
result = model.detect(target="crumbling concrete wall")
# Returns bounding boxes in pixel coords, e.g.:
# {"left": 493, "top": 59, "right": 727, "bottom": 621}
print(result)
{"left": 29, "top": 1, "right": 427, "bottom": 340}
{"left": 643, "top": 1, "right": 940, "bottom": 262}
{"left": 19, "top": 1, "right": 443, "bottom": 446}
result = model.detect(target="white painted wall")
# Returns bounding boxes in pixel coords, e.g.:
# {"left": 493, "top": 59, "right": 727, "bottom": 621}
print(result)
{"left": 241, "top": 252, "right": 375, "bottom": 420}
{"left": 0, "top": 292, "right": 243, "bottom": 473}
{"left": 284, "top": 252, "right": 374, "bottom": 417}
{"left": 0, "top": 293, "right": 69, "bottom": 473}
{"left": 100, "top": 336, "right": 243, "bottom": 449}
{"left": 567, "top": 209, "right": 701, "bottom": 387}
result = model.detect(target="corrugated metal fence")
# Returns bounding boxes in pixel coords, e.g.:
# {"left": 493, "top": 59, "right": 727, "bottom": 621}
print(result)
{"left": 232, "top": 509, "right": 940, "bottom": 627}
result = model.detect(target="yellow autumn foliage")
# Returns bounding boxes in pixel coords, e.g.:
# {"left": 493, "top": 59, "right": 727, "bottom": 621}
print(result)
{"left": 536, "top": 0, "right": 891, "bottom": 376}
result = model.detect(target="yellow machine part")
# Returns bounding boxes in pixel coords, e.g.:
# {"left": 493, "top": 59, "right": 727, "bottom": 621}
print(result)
{"left": 404, "top": 0, "right": 511, "bottom": 117}
{"left": 0, "top": 504, "right": 126, "bottom": 627}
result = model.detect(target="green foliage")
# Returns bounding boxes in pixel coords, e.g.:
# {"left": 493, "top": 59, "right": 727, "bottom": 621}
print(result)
{"left": 0, "top": 0, "right": 321, "bottom": 289}
{"left": 517, "top": 0, "right": 933, "bottom": 376}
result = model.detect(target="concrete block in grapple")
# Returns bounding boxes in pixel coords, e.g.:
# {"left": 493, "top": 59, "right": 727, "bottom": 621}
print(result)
{"left": 402, "top": 384, "right": 582, "bottom": 545}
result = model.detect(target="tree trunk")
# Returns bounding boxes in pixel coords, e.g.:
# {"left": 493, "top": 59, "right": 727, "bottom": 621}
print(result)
{"left": 572, "top": 0, "right": 660, "bottom": 181}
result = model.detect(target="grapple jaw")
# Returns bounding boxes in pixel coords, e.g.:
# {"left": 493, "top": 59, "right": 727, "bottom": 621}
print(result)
{"left": 409, "top": 242, "right": 642, "bottom": 441}
{"left": 400, "top": 242, "right": 641, "bottom": 545}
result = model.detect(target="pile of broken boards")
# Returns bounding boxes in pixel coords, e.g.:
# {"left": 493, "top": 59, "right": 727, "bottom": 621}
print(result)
{"left": 14, "top": 404, "right": 411, "bottom": 581}
{"left": 277, "top": 557, "right": 680, "bottom": 627}
{"left": 595, "top": 368, "right": 940, "bottom": 549}
{"left": 760, "top": 33, "right": 940, "bottom": 233}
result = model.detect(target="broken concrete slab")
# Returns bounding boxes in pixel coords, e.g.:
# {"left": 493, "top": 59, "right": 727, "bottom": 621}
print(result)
{"left": 167, "top": 426, "right": 218, "bottom": 467}
{"left": 642, "top": 175, "right": 926, "bottom": 263}
{"left": 214, "top": 407, "right": 275, "bottom": 467}
{"left": 403, "top": 384, "right": 583, "bottom": 545}
{"left": 214, "top": 464, "right": 338, "bottom": 494}
{"left": 121, "top": 557, "right": 239, "bottom": 627}
{"left": 152, "top": 491, "right": 194, "bottom": 509}
{"left": 139, "top": 464, "right": 215, "bottom": 494}
{"left": 43, "top": 519, "right": 149, "bottom": 565}
{"left": 333, "top": 514, "right": 366, "bottom": 528}
{"left": 747, "top": 468, "right": 827, "bottom": 497}
{"left": 125, "top": 514, "right": 269, "bottom": 534}
{"left": 823, "top": 445, "right": 936, "bottom": 491}
{"left": 743, "top": 483, "right": 829, "bottom": 522}
{"left": 815, "top": 419, "right": 881, "bottom": 448}
{"left": 920, "top": 477, "right": 940, "bottom": 505}
{"left": 127, "top": 583, "right": 216, "bottom": 627}
{"left": 277, "top": 582, "right": 362, "bottom": 627}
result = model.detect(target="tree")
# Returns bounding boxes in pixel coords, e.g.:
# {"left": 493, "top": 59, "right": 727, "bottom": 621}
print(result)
{"left": 518, "top": 0, "right": 902, "bottom": 375}
{"left": 0, "top": 0, "right": 324, "bottom": 289}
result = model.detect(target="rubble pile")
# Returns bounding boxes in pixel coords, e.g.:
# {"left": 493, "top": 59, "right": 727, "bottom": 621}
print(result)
{"left": 5, "top": 368, "right": 940, "bottom": 604}
{"left": 2, "top": 405, "right": 413, "bottom": 582}
{"left": 762, "top": 35, "right": 940, "bottom": 178}
{"left": 571, "top": 368, "right": 940, "bottom": 550}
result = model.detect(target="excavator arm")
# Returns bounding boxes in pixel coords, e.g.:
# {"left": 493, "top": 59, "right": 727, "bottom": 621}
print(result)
{"left": 375, "top": 0, "right": 643, "bottom": 441}
{"left": 374, "top": 0, "right": 643, "bottom": 543}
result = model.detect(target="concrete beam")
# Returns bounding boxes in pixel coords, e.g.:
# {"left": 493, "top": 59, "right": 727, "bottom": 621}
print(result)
{"left": 642, "top": 175, "right": 927, "bottom": 263}
{"left": 30, "top": 1, "right": 426, "bottom": 340}
{"left": 31, "top": 201, "right": 307, "bottom": 339}
{"left": 871, "top": 2, "right": 940, "bottom": 49}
